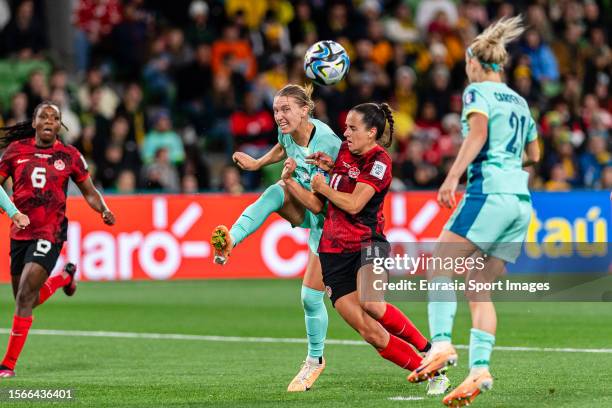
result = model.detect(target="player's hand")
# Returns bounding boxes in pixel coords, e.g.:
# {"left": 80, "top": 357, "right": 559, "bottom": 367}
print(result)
{"left": 305, "top": 152, "right": 334, "bottom": 172}
{"left": 102, "top": 209, "right": 115, "bottom": 226}
{"left": 310, "top": 173, "right": 327, "bottom": 193}
{"left": 232, "top": 152, "right": 259, "bottom": 171}
{"left": 281, "top": 158, "right": 297, "bottom": 181}
{"left": 11, "top": 212, "right": 29, "bottom": 229}
{"left": 437, "top": 176, "right": 459, "bottom": 209}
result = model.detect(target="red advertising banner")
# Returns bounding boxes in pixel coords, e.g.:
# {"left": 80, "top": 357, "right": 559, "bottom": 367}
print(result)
{"left": 0, "top": 192, "right": 455, "bottom": 282}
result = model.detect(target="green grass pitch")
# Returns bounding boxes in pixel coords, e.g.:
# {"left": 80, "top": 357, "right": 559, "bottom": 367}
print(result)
{"left": 0, "top": 279, "right": 611, "bottom": 407}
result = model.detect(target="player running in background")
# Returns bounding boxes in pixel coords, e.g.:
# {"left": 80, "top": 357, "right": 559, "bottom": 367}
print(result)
{"left": 407, "top": 16, "right": 540, "bottom": 406}
{"left": 0, "top": 102, "right": 116, "bottom": 378}
{"left": 304, "top": 102, "right": 449, "bottom": 395}
{"left": 211, "top": 84, "right": 341, "bottom": 391}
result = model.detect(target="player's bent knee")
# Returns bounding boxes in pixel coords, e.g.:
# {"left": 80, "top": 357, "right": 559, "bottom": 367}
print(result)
{"left": 358, "top": 326, "right": 386, "bottom": 348}
{"left": 301, "top": 286, "right": 324, "bottom": 313}
{"left": 359, "top": 301, "right": 385, "bottom": 319}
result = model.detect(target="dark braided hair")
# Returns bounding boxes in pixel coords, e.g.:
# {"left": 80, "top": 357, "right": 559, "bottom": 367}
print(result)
{"left": 0, "top": 101, "right": 66, "bottom": 149}
{"left": 350, "top": 102, "right": 394, "bottom": 148}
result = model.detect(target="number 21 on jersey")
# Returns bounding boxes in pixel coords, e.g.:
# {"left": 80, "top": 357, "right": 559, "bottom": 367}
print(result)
{"left": 506, "top": 112, "right": 526, "bottom": 157}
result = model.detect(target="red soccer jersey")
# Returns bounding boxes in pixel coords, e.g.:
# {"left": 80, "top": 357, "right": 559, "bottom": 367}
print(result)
{"left": 318, "top": 141, "right": 392, "bottom": 253}
{"left": 0, "top": 139, "right": 90, "bottom": 243}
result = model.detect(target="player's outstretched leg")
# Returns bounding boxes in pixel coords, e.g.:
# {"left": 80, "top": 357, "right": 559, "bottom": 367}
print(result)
{"left": 211, "top": 184, "right": 285, "bottom": 265}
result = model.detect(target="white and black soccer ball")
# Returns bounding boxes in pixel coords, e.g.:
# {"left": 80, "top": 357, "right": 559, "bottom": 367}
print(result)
{"left": 304, "top": 40, "right": 350, "bottom": 86}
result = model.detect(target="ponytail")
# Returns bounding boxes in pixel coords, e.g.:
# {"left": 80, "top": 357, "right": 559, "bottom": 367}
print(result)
{"left": 469, "top": 15, "right": 525, "bottom": 71}
{"left": 378, "top": 103, "right": 394, "bottom": 148}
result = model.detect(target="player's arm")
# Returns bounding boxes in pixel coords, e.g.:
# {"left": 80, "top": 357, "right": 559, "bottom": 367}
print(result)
{"left": 311, "top": 176, "right": 375, "bottom": 216}
{"left": 522, "top": 118, "right": 540, "bottom": 168}
{"left": 522, "top": 140, "right": 540, "bottom": 167}
{"left": 233, "top": 143, "right": 286, "bottom": 171}
{"left": 281, "top": 158, "right": 325, "bottom": 213}
{"left": 0, "top": 174, "right": 29, "bottom": 228}
{"left": 76, "top": 177, "right": 115, "bottom": 225}
{"left": 438, "top": 113, "right": 488, "bottom": 208}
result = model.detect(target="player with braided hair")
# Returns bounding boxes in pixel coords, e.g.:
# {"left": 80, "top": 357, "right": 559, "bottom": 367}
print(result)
{"left": 0, "top": 101, "right": 116, "bottom": 378}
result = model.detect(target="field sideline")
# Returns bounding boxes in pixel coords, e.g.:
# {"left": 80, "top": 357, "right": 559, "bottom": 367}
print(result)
{"left": 0, "top": 279, "right": 610, "bottom": 407}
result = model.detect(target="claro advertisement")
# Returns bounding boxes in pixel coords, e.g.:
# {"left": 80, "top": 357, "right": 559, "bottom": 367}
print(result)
{"left": 0, "top": 192, "right": 608, "bottom": 282}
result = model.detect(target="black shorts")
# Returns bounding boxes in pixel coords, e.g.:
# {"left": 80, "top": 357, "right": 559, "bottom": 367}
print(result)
{"left": 10, "top": 239, "right": 64, "bottom": 276}
{"left": 320, "top": 242, "right": 390, "bottom": 306}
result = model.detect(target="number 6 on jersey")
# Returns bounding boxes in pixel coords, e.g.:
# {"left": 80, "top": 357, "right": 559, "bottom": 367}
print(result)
{"left": 31, "top": 167, "right": 46, "bottom": 188}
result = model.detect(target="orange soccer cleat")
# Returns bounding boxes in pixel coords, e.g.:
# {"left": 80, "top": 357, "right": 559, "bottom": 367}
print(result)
{"left": 211, "top": 225, "right": 233, "bottom": 265}
{"left": 442, "top": 369, "right": 493, "bottom": 407}
{"left": 407, "top": 343, "right": 457, "bottom": 383}
{"left": 287, "top": 357, "right": 326, "bottom": 392}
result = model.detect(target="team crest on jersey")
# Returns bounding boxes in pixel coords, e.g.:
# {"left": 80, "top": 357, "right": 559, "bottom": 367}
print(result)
{"left": 54, "top": 159, "right": 65, "bottom": 171}
{"left": 464, "top": 90, "right": 476, "bottom": 105}
{"left": 370, "top": 161, "right": 387, "bottom": 180}
{"left": 348, "top": 167, "right": 360, "bottom": 179}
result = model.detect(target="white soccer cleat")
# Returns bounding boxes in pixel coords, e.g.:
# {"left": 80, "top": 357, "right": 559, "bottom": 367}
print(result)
{"left": 287, "top": 357, "right": 326, "bottom": 392}
{"left": 427, "top": 372, "right": 451, "bottom": 396}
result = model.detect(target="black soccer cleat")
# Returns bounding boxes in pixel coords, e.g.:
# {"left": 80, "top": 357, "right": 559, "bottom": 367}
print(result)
{"left": 62, "top": 263, "right": 77, "bottom": 297}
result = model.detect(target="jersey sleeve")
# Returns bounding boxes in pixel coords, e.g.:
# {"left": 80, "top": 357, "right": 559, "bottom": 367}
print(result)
{"left": 526, "top": 116, "right": 538, "bottom": 142}
{"left": 69, "top": 147, "right": 90, "bottom": 183}
{"left": 0, "top": 144, "right": 15, "bottom": 178}
{"left": 462, "top": 84, "right": 490, "bottom": 120}
{"left": 356, "top": 151, "right": 392, "bottom": 192}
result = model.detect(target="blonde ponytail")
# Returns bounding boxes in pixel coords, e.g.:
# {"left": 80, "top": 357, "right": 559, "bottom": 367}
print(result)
{"left": 469, "top": 15, "right": 525, "bottom": 71}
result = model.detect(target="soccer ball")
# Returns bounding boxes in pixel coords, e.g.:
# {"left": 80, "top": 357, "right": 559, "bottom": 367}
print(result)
{"left": 304, "top": 40, "right": 350, "bottom": 86}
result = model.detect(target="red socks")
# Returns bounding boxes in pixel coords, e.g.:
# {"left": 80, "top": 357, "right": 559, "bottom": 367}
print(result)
{"left": 378, "top": 333, "right": 422, "bottom": 371}
{"left": 1, "top": 315, "right": 33, "bottom": 370}
{"left": 378, "top": 303, "right": 429, "bottom": 352}
{"left": 38, "top": 274, "right": 70, "bottom": 305}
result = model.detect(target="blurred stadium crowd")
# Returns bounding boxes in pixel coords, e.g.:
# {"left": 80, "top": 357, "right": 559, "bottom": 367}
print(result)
{"left": 0, "top": 0, "right": 609, "bottom": 194}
